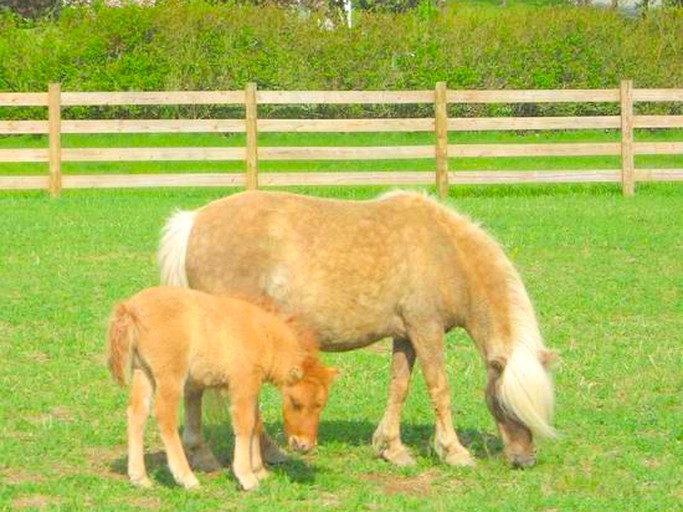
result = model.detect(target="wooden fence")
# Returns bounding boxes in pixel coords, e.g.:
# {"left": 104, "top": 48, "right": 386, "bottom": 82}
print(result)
{"left": 1, "top": 81, "right": 682, "bottom": 198}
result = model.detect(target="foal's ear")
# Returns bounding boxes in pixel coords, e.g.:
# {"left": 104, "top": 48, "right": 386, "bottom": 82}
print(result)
{"left": 488, "top": 357, "right": 507, "bottom": 378}
{"left": 287, "top": 366, "right": 304, "bottom": 385}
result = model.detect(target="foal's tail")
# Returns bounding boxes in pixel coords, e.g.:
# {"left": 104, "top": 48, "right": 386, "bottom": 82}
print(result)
{"left": 158, "top": 210, "right": 196, "bottom": 287}
{"left": 105, "top": 303, "right": 140, "bottom": 388}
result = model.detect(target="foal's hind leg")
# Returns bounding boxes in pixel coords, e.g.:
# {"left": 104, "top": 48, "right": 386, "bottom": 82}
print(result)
{"left": 410, "top": 324, "right": 475, "bottom": 467}
{"left": 127, "top": 369, "right": 154, "bottom": 488}
{"left": 182, "top": 384, "right": 221, "bottom": 472}
{"left": 372, "top": 337, "right": 417, "bottom": 466}
{"left": 154, "top": 379, "right": 200, "bottom": 489}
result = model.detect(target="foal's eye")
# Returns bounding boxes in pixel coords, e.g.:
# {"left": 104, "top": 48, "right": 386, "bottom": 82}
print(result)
{"left": 290, "top": 398, "right": 302, "bottom": 411}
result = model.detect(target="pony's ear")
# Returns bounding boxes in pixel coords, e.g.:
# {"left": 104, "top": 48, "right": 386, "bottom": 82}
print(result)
{"left": 488, "top": 357, "right": 507, "bottom": 378}
{"left": 326, "top": 367, "right": 341, "bottom": 382}
{"left": 287, "top": 365, "right": 304, "bottom": 385}
{"left": 540, "top": 349, "right": 559, "bottom": 369}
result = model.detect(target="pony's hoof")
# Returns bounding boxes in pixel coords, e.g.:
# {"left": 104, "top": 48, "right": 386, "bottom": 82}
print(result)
{"left": 443, "top": 450, "right": 476, "bottom": 468}
{"left": 380, "top": 446, "right": 417, "bottom": 467}
{"left": 188, "top": 445, "right": 221, "bottom": 473}
{"left": 262, "top": 439, "right": 288, "bottom": 465}
{"left": 130, "top": 476, "right": 154, "bottom": 489}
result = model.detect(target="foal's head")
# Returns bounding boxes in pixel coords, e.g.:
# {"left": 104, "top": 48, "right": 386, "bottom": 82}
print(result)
{"left": 281, "top": 357, "right": 339, "bottom": 453}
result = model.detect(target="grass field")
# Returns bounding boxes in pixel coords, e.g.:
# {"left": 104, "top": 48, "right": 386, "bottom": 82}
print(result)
{"left": 1, "top": 183, "right": 682, "bottom": 511}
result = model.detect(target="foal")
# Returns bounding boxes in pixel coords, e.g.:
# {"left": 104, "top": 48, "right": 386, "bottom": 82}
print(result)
{"left": 106, "top": 286, "right": 337, "bottom": 491}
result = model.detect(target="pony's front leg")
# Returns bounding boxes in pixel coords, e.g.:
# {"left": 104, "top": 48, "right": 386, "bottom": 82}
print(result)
{"left": 182, "top": 384, "right": 221, "bottom": 472}
{"left": 259, "top": 429, "right": 287, "bottom": 465}
{"left": 229, "top": 385, "right": 261, "bottom": 491}
{"left": 372, "top": 337, "right": 417, "bottom": 466}
{"left": 411, "top": 324, "right": 475, "bottom": 467}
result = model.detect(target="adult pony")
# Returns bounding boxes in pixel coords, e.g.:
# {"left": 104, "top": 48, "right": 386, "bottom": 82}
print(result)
{"left": 158, "top": 191, "right": 556, "bottom": 468}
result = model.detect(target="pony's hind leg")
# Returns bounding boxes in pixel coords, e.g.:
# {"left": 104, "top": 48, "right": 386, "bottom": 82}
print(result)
{"left": 410, "top": 324, "right": 475, "bottom": 467}
{"left": 154, "top": 379, "right": 200, "bottom": 489}
{"left": 372, "top": 338, "right": 417, "bottom": 466}
{"left": 182, "top": 384, "right": 221, "bottom": 472}
{"left": 127, "top": 369, "right": 154, "bottom": 488}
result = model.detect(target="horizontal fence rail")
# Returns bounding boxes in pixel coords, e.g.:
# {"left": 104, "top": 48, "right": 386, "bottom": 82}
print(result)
{"left": 1, "top": 81, "right": 682, "bottom": 197}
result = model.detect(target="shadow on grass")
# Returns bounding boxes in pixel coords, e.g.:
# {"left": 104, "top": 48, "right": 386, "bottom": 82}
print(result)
{"left": 313, "top": 420, "right": 502, "bottom": 461}
{"left": 108, "top": 421, "right": 504, "bottom": 487}
{"left": 109, "top": 426, "right": 316, "bottom": 488}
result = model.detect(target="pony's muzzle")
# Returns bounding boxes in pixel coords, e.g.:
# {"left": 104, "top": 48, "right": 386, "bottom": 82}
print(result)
{"left": 509, "top": 453, "right": 536, "bottom": 469}
{"left": 288, "top": 436, "right": 315, "bottom": 453}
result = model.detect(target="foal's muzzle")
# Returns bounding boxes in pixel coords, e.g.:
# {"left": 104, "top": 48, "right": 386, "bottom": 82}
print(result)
{"left": 288, "top": 436, "right": 315, "bottom": 453}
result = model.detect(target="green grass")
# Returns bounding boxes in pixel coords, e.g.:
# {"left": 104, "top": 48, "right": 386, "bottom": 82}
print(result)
{"left": 1, "top": 184, "right": 682, "bottom": 510}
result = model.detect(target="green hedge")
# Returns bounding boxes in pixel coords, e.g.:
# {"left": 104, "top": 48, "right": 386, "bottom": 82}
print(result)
{"left": 1, "top": 2, "right": 682, "bottom": 117}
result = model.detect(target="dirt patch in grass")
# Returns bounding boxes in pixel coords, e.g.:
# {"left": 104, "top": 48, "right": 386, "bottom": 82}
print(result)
{"left": 26, "top": 406, "right": 76, "bottom": 427}
{"left": 86, "top": 445, "right": 130, "bottom": 478}
{"left": 2, "top": 469, "right": 44, "bottom": 486}
{"left": 364, "top": 469, "right": 452, "bottom": 497}
{"left": 127, "top": 496, "right": 162, "bottom": 509}
{"left": 12, "top": 495, "right": 60, "bottom": 509}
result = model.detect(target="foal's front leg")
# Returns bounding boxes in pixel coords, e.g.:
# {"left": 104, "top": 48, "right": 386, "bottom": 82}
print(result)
{"left": 410, "top": 324, "right": 475, "bottom": 467}
{"left": 372, "top": 337, "right": 417, "bottom": 466}
{"left": 229, "top": 385, "right": 263, "bottom": 491}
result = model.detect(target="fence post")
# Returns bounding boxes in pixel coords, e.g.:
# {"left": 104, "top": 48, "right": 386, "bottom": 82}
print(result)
{"left": 245, "top": 82, "right": 259, "bottom": 190}
{"left": 48, "top": 82, "right": 62, "bottom": 197}
{"left": 620, "top": 79, "right": 635, "bottom": 196}
{"left": 434, "top": 81, "right": 449, "bottom": 199}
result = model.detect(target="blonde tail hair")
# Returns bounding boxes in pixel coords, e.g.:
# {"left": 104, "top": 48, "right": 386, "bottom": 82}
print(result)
{"left": 158, "top": 210, "right": 196, "bottom": 287}
{"left": 105, "top": 304, "right": 138, "bottom": 387}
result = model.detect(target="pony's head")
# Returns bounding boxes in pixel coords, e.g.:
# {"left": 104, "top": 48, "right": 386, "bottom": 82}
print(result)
{"left": 281, "top": 357, "right": 339, "bottom": 453}
{"left": 485, "top": 348, "right": 557, "bottom": 468}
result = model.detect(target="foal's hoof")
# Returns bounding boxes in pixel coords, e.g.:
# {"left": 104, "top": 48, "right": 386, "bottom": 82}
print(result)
{"left": 443, "top": 450, "right": 476, "bottom": 468}
{"left": 130, "top": 476, "right": 154, "bottom": 489}
{"left": 182, "top": 475, "right": 201, "bottom": 490}
{"left": 237, "top": 473, "right": 260, "bottom": 492}
{"left": 254, "top": 466, "right": 270, "bottom": 481}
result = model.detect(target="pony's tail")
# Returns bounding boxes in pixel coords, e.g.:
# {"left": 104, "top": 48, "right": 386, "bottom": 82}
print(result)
{"left": 105, "top": 303, "right": 139, "bottom": 388}
{"left": 498, "top": 344, "right": 556, "bottom": 439}
{"left": 158, "top": 209, "right": 196, "bottom": 287}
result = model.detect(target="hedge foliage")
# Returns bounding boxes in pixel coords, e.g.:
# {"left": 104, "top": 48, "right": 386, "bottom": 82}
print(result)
{"left": 1, "top": 1, "right": 682, "bottom": 116}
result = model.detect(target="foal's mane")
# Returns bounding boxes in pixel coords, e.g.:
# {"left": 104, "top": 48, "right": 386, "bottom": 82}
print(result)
{"left": 229, "top": 292, "right": 320, "bottom": 356}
